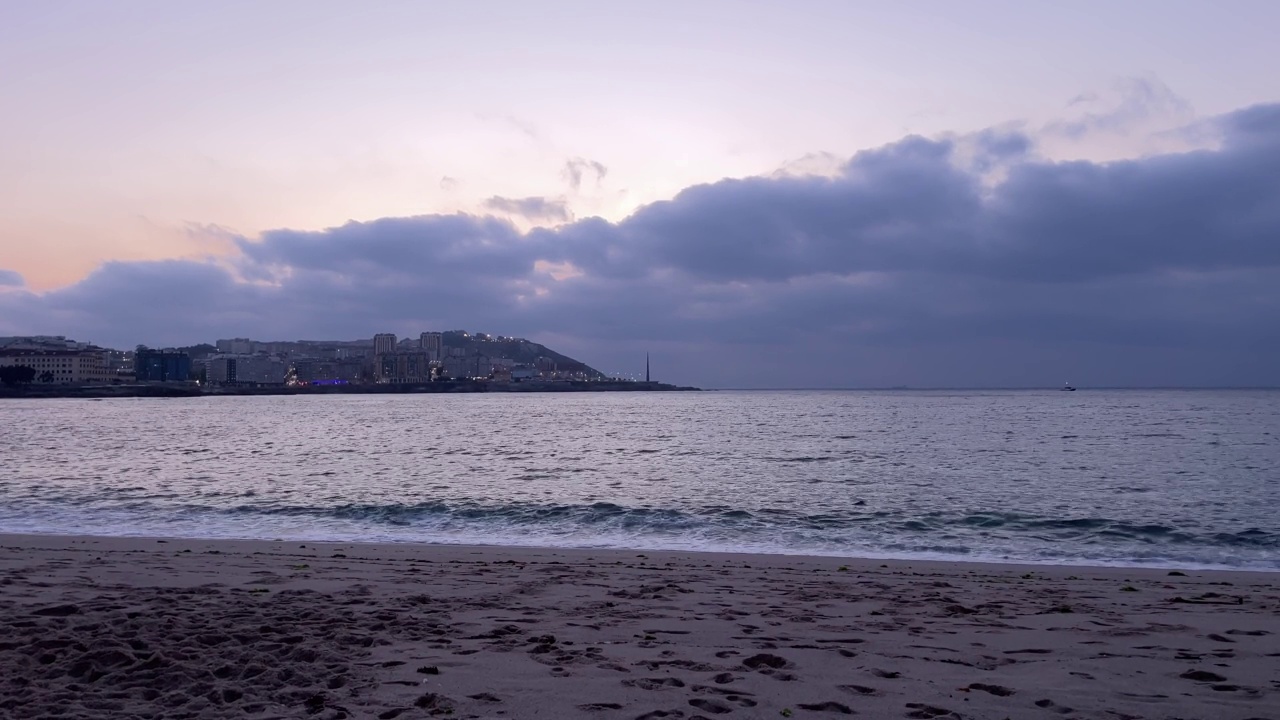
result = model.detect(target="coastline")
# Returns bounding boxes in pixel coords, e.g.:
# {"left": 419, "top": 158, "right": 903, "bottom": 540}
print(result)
{"left": 3, "top": 533, "right": 1276, "bottom": 718}
{"left": 0, "top": 379, "right": 701, "bottom": 399}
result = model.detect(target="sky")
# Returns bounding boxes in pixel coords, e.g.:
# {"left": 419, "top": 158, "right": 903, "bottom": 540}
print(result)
{"left": 1, "top": 0, "right": 1279, "bottom": 387}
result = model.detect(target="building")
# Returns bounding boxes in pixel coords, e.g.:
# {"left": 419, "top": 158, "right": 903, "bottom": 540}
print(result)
{"left": 0, "top": 335, "right": 97, "bottom": 350}
{"left": 373, "top": 333, "right": 436, "bottom": 383}
{"left": 0, "top": 349, "right": 112, "bottom": 384}
{"left": 373, "top": 333, "right": 398, "bottom": 356}
{"left": 206, "top": 354, "right": 286, "bottom": 386}
{"left": 134, "top": 349, "right": 191, "bottom": 382}
{"left": 215, "top": 338, "right": 255, "bottom": 355}
{"left": 419, "top": 332, "right": 443, "bottom": 362}
{"left": 293, "top": 358, "right": 365, "bottom": 385}
{"left": 375, "top": 351, "right": 432, "bottom": 383}
{"left": 441, "top": 355, "right": 494, "bottom": 380}
{"left": 103, "top": 349, "right": 134, "bottom": 379}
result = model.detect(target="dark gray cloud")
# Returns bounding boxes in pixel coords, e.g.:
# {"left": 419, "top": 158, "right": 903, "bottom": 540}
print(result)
{"left": 482, "top": 195, "right": 572, "bottom": 223}
{"left": 3, "top": 102, "right": 1279, "bottom": 387}
{"left": 0, "top": 269, "right": 23, "bottom": 286}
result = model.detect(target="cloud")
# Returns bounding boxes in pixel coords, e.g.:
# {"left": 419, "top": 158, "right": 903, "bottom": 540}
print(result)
{"left": 3, "top": 102, "right": 1280, "bottom": 387}
{"left": 772, "top": 151, "right": 846, "bottom": 179}
{"left": 439, "top": 176, "right": 460, "bottom": 191}
{"left": 1053, "top": 76, "right": 1196, "bottom": 139}
{"left": 476, "top": 113, "right": 542, "bottom": 142}
{"left": 0, "top": 269, "right": 23, "bottom": 287}
{"left": 562, "top": 158, "right": 608, "bottom": 191}
{"left": 482, "top": 196, "right": 572, "bottom": 223}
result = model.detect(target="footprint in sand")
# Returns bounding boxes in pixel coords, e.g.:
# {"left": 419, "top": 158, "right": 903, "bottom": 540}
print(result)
{"left": 625, "top": 677, "right": 687, "bottom": 691}
{"left": 693, "top": 685, "right": 756, "bottom": 698}
{"left": 966, "top": 683, "right": 1014, "bottom": 697}
{"left": 797, "top": 701, "right": 854, "bottom": 714}
{"left": 905, "top": 703, "right": 958, "bottom": 718}
{"left": 1210, "top": 684, "right": 1260, "bottom": 695}
{"left": 742, "top": 653, "right": 790, "bottom": 670}
{"left": 579, "top": 703, "right": 624, "bottom": 711}
{"left": 1034, "top": 699, "right": 1074, "bottom": 714}
{"left": 689, "top": 696, "right": 757, "bottom": 714}
{"left": 838, "top": 684, "right": 879, "bottom": 696}
{"left": 635, "top": 711, "right": 685, "bottom": 720}
{"left": 870, "top": 669, "right": 901, "bottom": 679}
{"left": 1180, "top": 670, "right": 1228, "bottom": 682}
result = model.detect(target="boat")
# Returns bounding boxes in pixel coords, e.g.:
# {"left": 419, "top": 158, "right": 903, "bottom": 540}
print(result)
{"left": 1061, "top": 382, "right": 1076, "bottom": 391}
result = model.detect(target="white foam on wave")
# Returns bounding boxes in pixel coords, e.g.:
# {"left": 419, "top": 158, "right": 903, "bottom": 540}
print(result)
{"left": 3, "top": 507, "right": 1276, "bottom": 573}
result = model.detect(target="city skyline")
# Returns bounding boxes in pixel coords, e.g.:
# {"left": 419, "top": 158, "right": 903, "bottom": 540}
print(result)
{"left": 2, "top": 2, "right": 1279, "bottom": 388}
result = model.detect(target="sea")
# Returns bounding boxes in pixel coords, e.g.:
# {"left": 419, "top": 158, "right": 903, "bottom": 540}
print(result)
{"left": 1, "top": 390, "right": 1277, "bottom": 570}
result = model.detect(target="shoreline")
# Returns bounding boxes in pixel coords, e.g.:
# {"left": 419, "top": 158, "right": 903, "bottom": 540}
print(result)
{"left": 5, "top": 532, "right": 1279, "bottom": 580}
{"left": 5, "top": 529, "right": 1278, "bottom": 575}
{"left": 0, "top": 379, "right": 702, "bottom": 399}
{"left": 3, "top": 532, "right": 1277, "bottom": 718}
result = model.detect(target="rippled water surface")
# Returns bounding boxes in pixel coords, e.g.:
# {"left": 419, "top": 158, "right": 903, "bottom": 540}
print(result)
{"left": 2, "top": 390, "right": 1278, "bottom": 568}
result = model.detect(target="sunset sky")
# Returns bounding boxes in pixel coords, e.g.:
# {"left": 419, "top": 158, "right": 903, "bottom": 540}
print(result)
{"left": 2, "top": 1, "right": 1278, "bottom": 387}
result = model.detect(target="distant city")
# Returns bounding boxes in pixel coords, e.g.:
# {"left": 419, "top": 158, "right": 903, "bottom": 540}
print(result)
{"left": 0, "top": 331, "right": 646, "bottom": 389}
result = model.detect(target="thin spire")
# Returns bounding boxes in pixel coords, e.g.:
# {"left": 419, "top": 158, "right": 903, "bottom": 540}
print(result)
{"left": 645, "top": 352, "right": 650, "bottom": 383}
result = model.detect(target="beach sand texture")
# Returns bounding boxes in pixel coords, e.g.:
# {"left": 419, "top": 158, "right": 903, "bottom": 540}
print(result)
{"left": 1, "top": 535, "right": 1276, "bottom": 719}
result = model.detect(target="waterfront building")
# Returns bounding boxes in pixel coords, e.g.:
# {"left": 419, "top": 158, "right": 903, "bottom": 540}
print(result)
{"left": 292, "top": 358, "right": 365, "bottom": 385}
{"left": 420, "top": 332, "right": 443, "bottom": 362}
{"left": 134, "top": 349, "right": 191, "bottom": 382}
{"left": 215, "top": 338, "right": 255, "bottom": 355}
{"left": 206, "top": 354, "right": 286, "bottom": 386}
{"left": 376, "top": 351, "right": 431, "bottom": 383}
{"left": 373, "top": 333, "right": 398, "bottom": 356}
{"left": 438, "top": 355, "right": 495, "bottom": 380}
{"left": 0, "top": 349, "right": 112, "bottom": 384}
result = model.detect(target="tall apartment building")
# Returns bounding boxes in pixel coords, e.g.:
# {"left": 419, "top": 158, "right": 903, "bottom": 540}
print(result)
{"left": 419, "top": 332, "right": 443, "bottom": 361}
{"left": 0, "top": 350, "right": 112, "bottom": 384}
{"left": 373, "top": 333, "right": 398, "bottom": 356}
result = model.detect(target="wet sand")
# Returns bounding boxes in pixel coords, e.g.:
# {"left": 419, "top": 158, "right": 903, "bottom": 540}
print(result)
{"left": 1, "top": 534, "right": 1277, "bottom": 719}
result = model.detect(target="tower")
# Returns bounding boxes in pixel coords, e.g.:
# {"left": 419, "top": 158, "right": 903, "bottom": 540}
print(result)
{"left": 420, "top": 332, "right": 443, "bottom": 361}
{"left": 645, "top": 353, "right": 650, "bottom": 383}
{"left": 373, "top": 333, "right": 397, "bottom": 356}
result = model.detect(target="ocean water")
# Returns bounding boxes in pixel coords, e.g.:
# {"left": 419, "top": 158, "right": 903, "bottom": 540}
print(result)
{"left": 1, "top": 390, "right": 1277, "bottom": 570}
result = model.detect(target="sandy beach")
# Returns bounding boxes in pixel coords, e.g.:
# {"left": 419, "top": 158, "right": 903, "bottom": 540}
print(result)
{"left": 0, "top": 534, "right": 1276, "bottom": 719}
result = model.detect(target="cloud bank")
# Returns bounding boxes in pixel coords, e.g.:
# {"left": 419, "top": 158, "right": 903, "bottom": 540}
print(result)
{"left": 3, "top": 104, "right": 1279, "bottom": 388}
